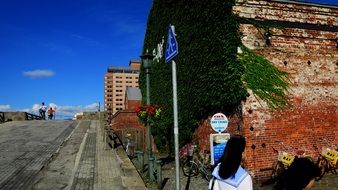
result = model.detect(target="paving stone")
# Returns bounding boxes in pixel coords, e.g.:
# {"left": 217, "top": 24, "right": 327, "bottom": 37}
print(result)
{"left": 0, "top": 120, "right": 147, "bottom": 190}
{"left": 0, "top": 120, "right": 75, "bottom": 189}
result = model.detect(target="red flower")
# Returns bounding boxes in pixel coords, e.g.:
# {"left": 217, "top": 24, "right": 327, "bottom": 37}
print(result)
{"left": 135, "top": 104, "right": 162, "bottom": 126}
{"left": 146, "top": 105, "right": 156, "bottom": 117}
{"left": 135, "top": 106, "right": 141, "bottom": 113}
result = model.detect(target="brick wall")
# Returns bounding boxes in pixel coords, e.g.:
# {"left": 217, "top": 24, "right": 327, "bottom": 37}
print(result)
{"left": 195, "top": 0, "right": 338, "bottom": 181}
{"left": 125, "top": 100, "right": 141, "bottom": 111}
{"left": 111, "top": 110, "right": 146, "bottom": 151}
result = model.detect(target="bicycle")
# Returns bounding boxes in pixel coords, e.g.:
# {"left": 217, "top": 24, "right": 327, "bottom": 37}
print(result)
{"left": 262, "top": 141, "right": 295, "bottom": 186}
{"left": 313, "top": 139, "right": 338, "bottom": 180}
{"left": 181, "top": 145, "right": 213, "bottom": 181}
{"left": 125, "top": 133, "right": 135, "bottom": 158}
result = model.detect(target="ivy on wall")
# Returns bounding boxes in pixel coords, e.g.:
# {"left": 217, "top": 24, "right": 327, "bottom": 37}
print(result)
{"left": 139, "top": 0, "right": 289, "bottom": 153}
{"left": 239, "top": 46, "right": 290, "bottom": 109}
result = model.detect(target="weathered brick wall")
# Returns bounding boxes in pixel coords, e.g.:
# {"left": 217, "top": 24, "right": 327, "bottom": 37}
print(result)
{"left": 125, "top": 100, "right": 141, "bottom": 111}
{"left": 194, "top": 114, "right": 242, "bottom": 151}
{"left": 111, "top": 111, "right": 143, "bottom": 130}
{"left": 195, "top": 0, "right": 337, "bottom": 181}
{"left": 111, "top": 111, "right": 147, "bottom": 151}
{"left": 235, "top": 0, "right": 338, "bottom": 180}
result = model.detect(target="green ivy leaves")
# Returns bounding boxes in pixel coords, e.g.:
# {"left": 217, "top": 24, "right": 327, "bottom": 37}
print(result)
{"left": 239, "top": 46, "right": 290, "bottom": 109}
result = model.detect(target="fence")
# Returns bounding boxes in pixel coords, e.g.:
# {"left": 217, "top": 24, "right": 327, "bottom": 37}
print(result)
{"left": 25, "top": 112, "right": 43, "bottom": 120}
{"left": 0, "top": 112, "right": 4, "bottom": 123}
{"left": 113, "top": 128, "right": 146, "bottom": 152}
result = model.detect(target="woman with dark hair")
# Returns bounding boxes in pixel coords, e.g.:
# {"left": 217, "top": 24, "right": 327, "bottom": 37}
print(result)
{"left": 274, "top": 157, "right": 321, "bottom": 190}
{"left": 209, "top": 134, "right": 252, "bottom": 190}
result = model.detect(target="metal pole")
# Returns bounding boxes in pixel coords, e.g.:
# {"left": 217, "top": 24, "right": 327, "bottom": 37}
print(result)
{"left": 146, "top": 67, "right": 153, "bottom": 178}
{"left": 172, "top": 60, "right": 180, "bottom": 190}
{"left": 149, "top": 156, "right": 155, "bottom": 180}
{"left": 156, "top": 159, "right": 163, "bottom": 190}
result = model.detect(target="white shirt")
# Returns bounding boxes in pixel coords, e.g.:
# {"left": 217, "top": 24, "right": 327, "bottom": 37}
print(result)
{"left": 209, "top": 164, "right": 253, "bottom": 190}
{"left": 40, "top": 105, "right": 47, "bottom": 112}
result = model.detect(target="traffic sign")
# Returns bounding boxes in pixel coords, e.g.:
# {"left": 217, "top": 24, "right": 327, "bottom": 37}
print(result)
{"left": 210, "top": 113, "right": 229, "bottom": 133}
{"left": 165, "top": 25, "right": 178, "bottom": 63}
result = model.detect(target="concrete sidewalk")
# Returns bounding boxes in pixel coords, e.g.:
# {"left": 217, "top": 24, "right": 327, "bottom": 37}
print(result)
{"left": 0, "top": 120, "right": 147, "bottom": 190}
{"left": 93, "top": 120, "right": 147, "bottom": 190}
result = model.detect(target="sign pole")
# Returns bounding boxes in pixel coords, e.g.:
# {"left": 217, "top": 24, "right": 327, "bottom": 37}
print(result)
{"left": 172, "top": 60, "right": 180, "bottom": 190}
{"left": 165, "top": 24, "right": 179, "bottom": 190}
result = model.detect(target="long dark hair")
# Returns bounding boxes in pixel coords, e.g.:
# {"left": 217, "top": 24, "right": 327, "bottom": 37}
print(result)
{"left": 218, "top": 134, "right": 246, "bottom": 179}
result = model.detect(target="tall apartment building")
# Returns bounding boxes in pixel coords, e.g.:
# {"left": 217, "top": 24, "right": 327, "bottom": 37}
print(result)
{"left": 104, "top": 60, "right": 141, "bottom": 113}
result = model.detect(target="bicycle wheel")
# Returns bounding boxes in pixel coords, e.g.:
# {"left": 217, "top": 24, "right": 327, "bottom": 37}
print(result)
{"left": 271, "top": 162, "right": 284, "bottom": 180}
{"left": 182, "top": 161, "right": 199, "bottom": 177}
{"left": 204, "top": 171, "right": 212, "bottom": 182}
{"left": 328, "top": 161, "right": 337, "bottom": 175}
{"left": 316, "top": 157, "right": 327, "bottom": 181}
{"left": 201, "top": 168, "right": 212, "bottom": 182}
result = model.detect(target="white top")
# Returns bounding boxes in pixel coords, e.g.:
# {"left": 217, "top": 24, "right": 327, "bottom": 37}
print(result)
{"left": 209, "top": 164, "right": 253, "bottom": 190}
{"left": 40, "top": 105, "right": 47, "bottom": 112}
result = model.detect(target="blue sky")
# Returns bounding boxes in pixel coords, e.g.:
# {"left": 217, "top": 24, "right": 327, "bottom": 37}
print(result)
{"left": 0, "top": 0, "right": 152, "bottom": 118}
{"left": 0, "top": 0, "right": 336, "bottom": 119}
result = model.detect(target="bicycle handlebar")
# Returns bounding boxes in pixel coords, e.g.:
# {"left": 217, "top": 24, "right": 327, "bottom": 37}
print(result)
{"left": 274, "top": 141, "right": 295, "bottom": 154}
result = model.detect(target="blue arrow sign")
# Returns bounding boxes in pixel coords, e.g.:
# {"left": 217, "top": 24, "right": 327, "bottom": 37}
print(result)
{"left": 165, "top": 25, "right": 178, "bottom": 63}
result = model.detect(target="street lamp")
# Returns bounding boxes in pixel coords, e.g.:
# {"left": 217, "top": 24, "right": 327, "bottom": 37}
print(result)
{"left": 140, "top": 52, "right": 155, "bottom": 179}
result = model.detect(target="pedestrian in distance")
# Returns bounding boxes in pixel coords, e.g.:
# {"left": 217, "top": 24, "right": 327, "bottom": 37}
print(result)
{"left": 39, "top": 102, "right": 47, "bottom": 120}
{"left": 47, "top": 107, "right": 55, "bottom": 120}
{"left": 209, "top": 134, "right": 252, "bottom": 190}
{"left": 273, "top": 157, "right": 321, "bottom": 190}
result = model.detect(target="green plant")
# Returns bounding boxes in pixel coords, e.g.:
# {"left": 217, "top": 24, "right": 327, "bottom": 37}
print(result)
{"left": 239, "top": 45, "right": 290, "bottom": 109}
{"left": 135, "top": 104, "right": 162, "bottom": 126}
{"left": 139, "top": 0, "right": 290, "bottom": 153}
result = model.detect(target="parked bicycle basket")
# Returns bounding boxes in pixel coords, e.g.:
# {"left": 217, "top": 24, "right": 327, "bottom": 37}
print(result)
{"left": 322, "top": 147, "right": 338, "bottom": 164}
{"left": 278, "top": 152, "right": 294, "bottom": 166}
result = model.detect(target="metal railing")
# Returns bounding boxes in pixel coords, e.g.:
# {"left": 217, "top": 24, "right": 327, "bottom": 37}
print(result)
{"left": 0, "top": 112, "right": 4, "bottom": 123}
{"left": 25, "top": 112, "right": 43, "bottom": 120}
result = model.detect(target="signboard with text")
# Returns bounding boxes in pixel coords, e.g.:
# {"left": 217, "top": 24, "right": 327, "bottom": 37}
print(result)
{"left": 210, "top": 133, "right": 230, "bottom": 165}
{"left": 210, "top": 113, "right": 229, "bottom": 133}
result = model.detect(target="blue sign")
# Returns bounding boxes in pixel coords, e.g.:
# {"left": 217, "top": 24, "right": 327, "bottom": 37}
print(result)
{"left": 210, "top": 133, "right": 230, "bottom": 165}
{"left": 165, "top": 25, "right": 178, "bottom": 63}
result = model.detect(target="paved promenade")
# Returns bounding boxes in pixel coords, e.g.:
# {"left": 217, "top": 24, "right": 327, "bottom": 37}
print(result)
{"left": 1, "top": 120, "right": 337, "bottom": 190}
{"left": 0, "top": 120, "right": 146, "bottom": 190}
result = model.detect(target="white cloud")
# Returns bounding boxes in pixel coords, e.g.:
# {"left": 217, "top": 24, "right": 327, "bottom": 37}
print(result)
{"left": 0, "top": 104, "right": 11, "bottom": 111}
{"left": 32, "top": 103, "right": 100, "bottom": 119}
{"left": 32, "top": 104, "right": 40, "bottom": 112}
{"left": 3, "top": 103, "right": 100, "bottom": 119}
{"left": 84, "top": 103, "right": 100, "bottom": 111}
{"left": 23, "top": 70, "right": 55, "bottom": 78}
{"left": 48, "top": 103, "right": 58, "bottom": 109}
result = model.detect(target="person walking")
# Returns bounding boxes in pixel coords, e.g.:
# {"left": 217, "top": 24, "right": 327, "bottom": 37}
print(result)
{"left": 39, "top": 102, "right": 47, "bottom": 120}
{"left": 209, "top": 134, "right": 252, "bottom": 190}
{"left": 273, "top": 157, "right": 321, "bottom": 190}
{"left": 47, "top": 107, "right": 55, "bottom": 120}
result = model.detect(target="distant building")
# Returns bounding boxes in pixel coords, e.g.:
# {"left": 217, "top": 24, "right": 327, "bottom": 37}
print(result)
{"left": 125, "top": 87, "right": 142, "bottom": 111}
{"left": 104, "top": 60, "right": 141, "bottom": 113}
